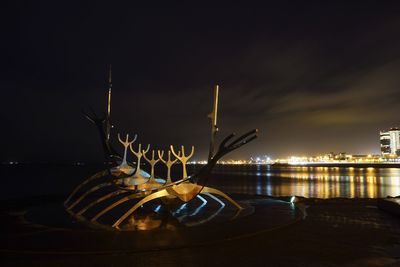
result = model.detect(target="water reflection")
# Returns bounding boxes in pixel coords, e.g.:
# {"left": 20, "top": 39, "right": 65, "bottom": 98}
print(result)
{"left": 207, "top": 165, "right": 400, "bottom": 198}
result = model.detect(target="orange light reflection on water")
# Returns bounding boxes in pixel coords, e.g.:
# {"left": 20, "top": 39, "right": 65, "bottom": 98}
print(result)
{"left": 272, "top": 167, "right": 400, "bottom": 198}
{"left": 212, "top": 166, "right": 400, "bottom": 198}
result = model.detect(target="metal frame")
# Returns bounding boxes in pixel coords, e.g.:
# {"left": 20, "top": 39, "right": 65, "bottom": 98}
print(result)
{"left": 65, "top": 83, "right": 258, "bottom": 230}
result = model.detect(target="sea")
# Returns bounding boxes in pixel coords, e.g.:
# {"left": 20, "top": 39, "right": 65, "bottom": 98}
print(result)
{"left": 1, "top": 163, "right": 400, "bottom": 200}
{"left": 208, "top": 164, "right": 400, "bottom": 198}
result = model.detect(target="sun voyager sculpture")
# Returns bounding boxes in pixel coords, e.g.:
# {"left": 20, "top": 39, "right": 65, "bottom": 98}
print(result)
{"left": 64, "top": 70, "right": 258, "bottom": 230}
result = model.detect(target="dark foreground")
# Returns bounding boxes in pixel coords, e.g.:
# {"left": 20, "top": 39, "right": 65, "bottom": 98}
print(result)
{"left": 1, "top": 197, "right": 400, "bottom": 267}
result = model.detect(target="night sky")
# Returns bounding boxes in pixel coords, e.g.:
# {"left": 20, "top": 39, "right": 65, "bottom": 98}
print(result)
{"left": 2, "top": 2, "right": 400, "bottom": 162}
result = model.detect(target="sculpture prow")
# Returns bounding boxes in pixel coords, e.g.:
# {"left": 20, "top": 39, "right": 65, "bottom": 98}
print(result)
{"left": 82, "top": 108, "right": 122, "bottom": 162}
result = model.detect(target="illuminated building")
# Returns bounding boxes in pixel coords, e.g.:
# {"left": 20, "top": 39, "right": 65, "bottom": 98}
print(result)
{"left": 380, "top": 127, "right": 400, "bottom": 156}
{"left": 380, "top": 131, "right": 391, "bottom": 155}
{"left": 389, "top": 128, "right": 400, "bottom": 155}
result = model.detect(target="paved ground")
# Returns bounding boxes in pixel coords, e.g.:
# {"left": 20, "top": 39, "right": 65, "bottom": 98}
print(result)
{"left": 1, "top": 197, "right": 400, "bottom": 267}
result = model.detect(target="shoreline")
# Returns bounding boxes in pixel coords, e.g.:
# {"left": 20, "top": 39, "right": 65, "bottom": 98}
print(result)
{"left": 273, "top": 162, "right": 400, "bottom": 168}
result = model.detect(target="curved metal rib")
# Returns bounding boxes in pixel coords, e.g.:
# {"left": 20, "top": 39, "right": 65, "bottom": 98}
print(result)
{"left": 112, "top": 189, "right": 170, "bottom": 228}
{"left": 192, "top": 129, "right": 259, "bottom": 189}
{"left": 76, "top": 189, "right": 127, "bottom": 216}
{"left": 91, "top": 190, "right": 154, "bottom": 222}
{"left": 66, "top": 182, "right": 113, "bottom": 210}
{"left": 64, "top": 170, "right": 108, "bottom": 206}
{"left": 201, "top": 186, "right": 243, "bottom": 210}
{"left": 184, "top": 192, "right": 225, "bottom": 227}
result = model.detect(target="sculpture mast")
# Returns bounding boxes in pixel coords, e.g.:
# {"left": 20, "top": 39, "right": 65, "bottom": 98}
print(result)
{"left": 208, "top": 85, "right": 219, "bottom": 162}
{"left": 106, "top": 64, "right": 112, "bottom": 142}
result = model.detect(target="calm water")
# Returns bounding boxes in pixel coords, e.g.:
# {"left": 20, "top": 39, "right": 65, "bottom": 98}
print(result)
{"left": 207, "top": 165, "right": 400, "bottom": 198}
{"left": 2, "top": 164, "right": 400, "bottom": 199}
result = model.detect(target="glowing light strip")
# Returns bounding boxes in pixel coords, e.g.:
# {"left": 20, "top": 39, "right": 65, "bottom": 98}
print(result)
{"left": 185, "top": 193, "right": 225, "bottom": 226}
{"left": 154, "top": 204, "right": 161, "bottom": 213}
{"left": 203, "top": 192, "right": 225, "bottom": 208}
{"left": 172, "top": 203, "right": 188, "bottom": 216}
{"left": 189, "top": 195, "right": 208, "bottom": 216}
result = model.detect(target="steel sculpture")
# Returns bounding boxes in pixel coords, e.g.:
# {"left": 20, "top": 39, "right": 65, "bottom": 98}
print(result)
{"left": 129, "top": 143, "right": 151, "bottom": 186}
{"left": 158, "top": 150, "right": 180, "bottom": 183}
{"left": 116, "top": 133, "right": 137, "bottom": 174}
{"left": 143, "top": 150, "right": 161, "bottom": 179}
{"left": 82, "top": 108, "right": 121, "bottom": 161}
{"left": 136, "top": 150, "right": 165, "bottom": 191}
{"left": 170, "top": 145, "right": 194, "bottom": 179}
{"left": 208, "top": 85, "right": 219, "bottom": 161}
{"left": 106, "top": 65, "right": 112, "bottom": 142}
{"left": 65, "top": 79, "right": 258, "bottom": 230}
{"left": 81, "top": 65, "right": 121, "bottom": 162}
{"left": 95, "top": 128, "right": 257, "bottom": 228}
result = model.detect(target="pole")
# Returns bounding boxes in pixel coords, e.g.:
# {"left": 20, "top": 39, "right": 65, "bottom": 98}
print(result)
{"left": 106, "top": 65, "right": 112, "bottom": 142}
{"left": 208, "top": 85, "right": 219, "bottom": 162}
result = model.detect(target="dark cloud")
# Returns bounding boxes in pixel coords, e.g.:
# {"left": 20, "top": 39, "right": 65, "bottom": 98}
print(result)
{"left": 2, "top": 2, "right": 400, "bottom": 161}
